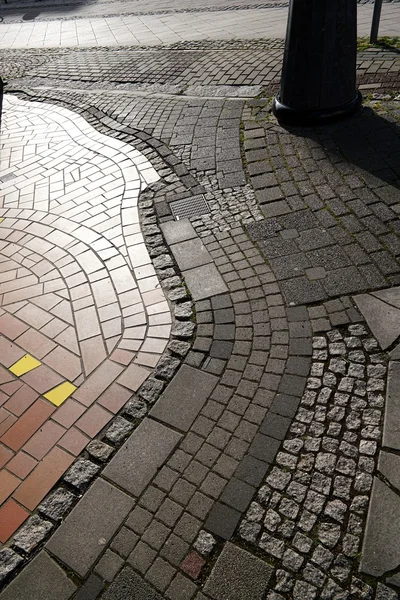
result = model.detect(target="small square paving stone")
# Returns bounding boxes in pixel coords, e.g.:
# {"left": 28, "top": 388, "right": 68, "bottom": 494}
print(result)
{"left": 46, "top": 479, "right": 134, "bottom": 578}
{"left": 74, "top": 574, "right": 104, "bottom": 600}
{"left": 103, "top": 419, "right": 182, "bottom": 496}
{"left": 101, "top": 567, "right": 163, "bottom": 600}
{"left": 204, "top": 542, "right": 273, "bottom": 600}
{"left": 183, "top": 264, "right": 228, "bottom": 301}
{"left": 205, "top": 502, "right": 241, "bottom": 540}
{"left": 0, "top": 551, "right": 76, "bottom": 600}
{"left": 150, "top": 365, "right": 218, "bottom": 432}
{"left": 170, "top": 238, "right": 213, "bottom": 271}
{"left": 161, "top": 219, "right": 197, "bottom": 245}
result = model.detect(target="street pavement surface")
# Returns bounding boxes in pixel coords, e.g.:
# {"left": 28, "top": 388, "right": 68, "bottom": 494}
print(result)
{"left": 0, "top": 0, "right": 400, "bottom": 599}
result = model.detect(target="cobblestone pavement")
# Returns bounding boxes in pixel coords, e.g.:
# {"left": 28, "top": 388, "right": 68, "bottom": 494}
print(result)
{"left": 1, "top": 3, "right": 400, "bottom": 599}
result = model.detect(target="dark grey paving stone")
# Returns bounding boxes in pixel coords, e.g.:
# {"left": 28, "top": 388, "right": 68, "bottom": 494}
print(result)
{"left": 383, "top": 361, "right": 400, "bottom": 451}
{"left": 149, "top": 365, "right": 218, "bottom": 432}
{"left": 234, "top": 455, "right": 269, "bottom": 487}
{"left": 161, "top": 219, "right": 197, "bottom": 245}
{"left": 205, "top": 503, "right": 241, "bottom": 541}
{"left": 100, "top": 567, "right": 162, "bottom": 600}
{"left": 361, "top": 477, "right": 400, "bottom": 577}
{"left": 203, "top": 542, "right": 273, "bottom": 600}
{"left": 103, "top": 419, "right": 182, "bottom": 496}
{"left": 0, "top": 551, "right": 76, "bottom": 600}
{"left": 354, "top": 293, "right": 400, "bottom": 350}
{"left": 46, "top": 479, "right": 134, "bottom": 578}
{"left": 220, "top": 478, "right": 255, "bottom": 512}
{"left": 170, "top": 238, "right": 213, "bottom": 271}
{"left": 260, "top": 413, "right": 291, "bottom": 440}
{"left": 74, "top": 574, "right": 104, "bottom": 600}
{"left": 183, "top": 264, "right": 228, "bottom": 301}
{"left": 379, "top": 451, "right": 400, "bottom": 492}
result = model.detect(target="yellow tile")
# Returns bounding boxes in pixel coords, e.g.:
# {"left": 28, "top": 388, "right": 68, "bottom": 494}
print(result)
{"left": 44, "top": 381, "right": 77, "bottom": 407}
{"left": 0, "top": 218, "right": 4, "bottom": 224}
{"left": 9, "top": 354, "right": 41, "bottom": 376}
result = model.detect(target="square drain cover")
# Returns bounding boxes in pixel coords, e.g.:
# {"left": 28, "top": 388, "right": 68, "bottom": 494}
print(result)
{"left": 170, "top": 194, "right": 210, "bottom": 220}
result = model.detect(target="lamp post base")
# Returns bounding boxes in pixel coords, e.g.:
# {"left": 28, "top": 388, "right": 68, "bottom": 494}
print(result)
{"left": 272, "top": 91, "right": 362, "bottom": 126}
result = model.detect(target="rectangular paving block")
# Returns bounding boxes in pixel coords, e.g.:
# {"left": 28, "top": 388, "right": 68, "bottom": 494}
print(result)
{"left": 160, "top": 219, "right": 196, "bottom": 245}
{"left": 182, "top": 264, "right": 228, "bottom": 301}
{"left": 103, "top": 418, "right": 182, "bottom": 497}
{"left": 170, "top": 238, "right": 212, "bottom": 271}
{"left": 46, "top": 478, "right": 134, "bottom": 578}
{"left": 149, "top": 365, "right": 218, "bottom": 432}
{"left": 383, "top": 361, "right": 400, "bottom": 451}
{"left": 0, "top": 551, "right": 76, "bottom": 600}
{"left": 204, "top": 542, "right": 273, "bottom": 600}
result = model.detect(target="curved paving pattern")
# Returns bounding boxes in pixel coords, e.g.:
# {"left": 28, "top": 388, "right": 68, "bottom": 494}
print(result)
{"left": 0, "top": 95, "right": 171, "bottom": 543}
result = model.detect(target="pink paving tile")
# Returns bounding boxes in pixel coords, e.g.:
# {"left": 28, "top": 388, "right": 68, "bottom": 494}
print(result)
{"left": 0, "top": 412, "right": 17, "bottom": 437}
{"left": 13, "top": 446, "right": 74, "bottom": 511}
{"left": 0, "top": 470, "right": 20, "bottom": 504}
{"left": 6, "top": 451, "right": 37, "bottom": 478}
{"left": 0, "top": 499, "right": 29, "bottom": 543}
{"left": 0, "top": 399, "right": 55, "bottom": 452}
{"left": 0, "top": 443, "right": 14, "bottom": 469}
{"left": 110, "top": 349, "right": 134, "bottom": 366}
{"left": 0, "top": 366, "right": 15, "bottom": 385}
{"left": 180, "top": 552, "right": 205, "bottom": 580}
{"left": 54, "top": 326, "right": 80, "bottom": 355}
{"left": 43, "top": 346, "right": 82, "bottom": 381}
{"left": 51, "top": 398, "right": 86, "bottom": 428}
{"left": 1, "top": 381, "right": 23, "bottom": 397}
{"left": 3, "top": 283, "right": 43, "bottom": 306}
{"left": 40, "top": 317, "right": 69, "bottom": 338}
{"left": 0, "top": 313, "right": 29, "bottom": 341}
{"left": 22, "top": 420, "right": 66, "bottom": 460}
{"left": 73, "top": 360, "right": 123, "bottom": 407}
{"left": 15, "top": 302, "right": 53, "bottom": 329}
{"left": 58, "top": 427, "right": 89, "bottom": 456}
{"left": 97, "top": 383, "right": 132, "bottom": 414}
{"left": 75, "top": 305, "right": 101, "bottom": 341}
{"left": 75, "top": 404, "right": 113, "bottom": 438}
{"left": 15, "top": 328, "right": 57, "bottom": 359}
{"left": 22, "top": 364, "right": 64, "bottom": 394}
{"left": 4, "top": 384, "right": 39, "bottom": 417}
{"left": 117, "top": 363, "right": 150, "bottom": 392}
{"left": 80, "top": 336, "right": 107, "bottom": 376}
{"left": 50, "top": 300, "right": 74, "bottom": 325}
{"left": 0, "top": 391, "right": 8, "bottom": 407}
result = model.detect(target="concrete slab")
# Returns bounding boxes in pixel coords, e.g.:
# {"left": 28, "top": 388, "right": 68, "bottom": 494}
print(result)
{"left": 149, "top": 365, "right": 218, "bottom": 432}
{"left": 379, "top": 450, "right": 400, "bottom": 492}
{"left": 160, "top": 219, "right": 197, "bottom": 245}
{"left": 46, "top": 479, "right": 134, "bottom": 578}
{"left": 103, "top": 418, "right": 182, "bottom": 495}
{"left": 183, "top": 264, "right": 228, "bottom": 301}
{"left": 372, "top": 287, "right": 400, "bottom": 310}
{"left": 204, "top": 542, "right": 273, "bottom": 600}
{"left": 361, "top": 477, "right": 400, "bottom": 577}
{"left": 0, "top": 551, "right": 76, "bottom": 600}
{"left": 353, "top": 293, "right": 400, "bottom": 350}
{"left": 383, "top": 361, "right": 400, "bottom": 451}
{"left": 100, "top": 567, "right": 162, "bottom": 600}
{"left": 170, "top": 238, "right": 212, "bottom": 271}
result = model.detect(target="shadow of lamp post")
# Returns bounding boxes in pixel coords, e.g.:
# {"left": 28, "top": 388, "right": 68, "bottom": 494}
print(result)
{"left": 273, "top": 0, "right": 362, "bottom": 125}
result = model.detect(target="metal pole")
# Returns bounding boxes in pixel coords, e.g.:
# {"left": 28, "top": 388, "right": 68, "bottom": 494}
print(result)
{"left": 370, "top": 0, "right": 383, "bottom": 44}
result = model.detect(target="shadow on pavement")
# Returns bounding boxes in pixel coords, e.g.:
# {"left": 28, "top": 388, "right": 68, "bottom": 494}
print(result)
{"left": 0, "top": 0, "right": 100, "bottom": 21}
{"left": 290, "top": 105, "right": 400, "bottom": 192}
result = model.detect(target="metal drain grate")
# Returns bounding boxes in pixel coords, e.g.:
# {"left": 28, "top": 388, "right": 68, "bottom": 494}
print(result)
{"left": 170, "top": 194, "right": 211, "bottom": 220}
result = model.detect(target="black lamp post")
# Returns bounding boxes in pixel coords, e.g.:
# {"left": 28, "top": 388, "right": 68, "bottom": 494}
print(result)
{"left": 273, "top": 0, "right": 362, "bottom": 125}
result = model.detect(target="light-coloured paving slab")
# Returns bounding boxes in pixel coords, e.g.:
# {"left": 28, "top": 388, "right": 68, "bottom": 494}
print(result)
{"left": 0, "top": 5, "right": 399, "bottom": 49}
